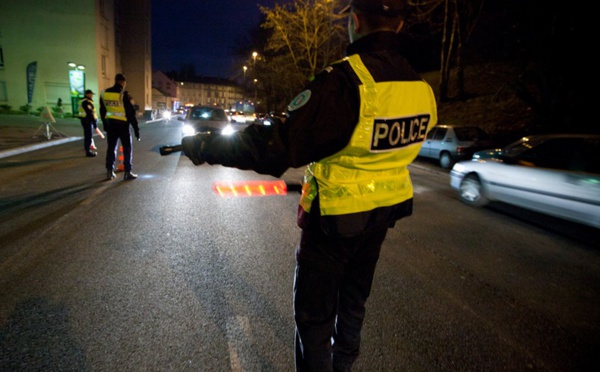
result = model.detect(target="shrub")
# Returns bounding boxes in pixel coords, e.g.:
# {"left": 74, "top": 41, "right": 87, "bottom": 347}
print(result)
{"left": 0, "top": 104, "right": 11, "bottom": 113}
{"left": 19, "top": 104, "right": 32, "bottom": 114}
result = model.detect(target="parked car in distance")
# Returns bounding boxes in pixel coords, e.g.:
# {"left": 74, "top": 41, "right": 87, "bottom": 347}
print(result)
{"left": 179, "top": 106, "right": 234, "bottom": 137}
{"left": 418, "top": 124, "right": 493, "bottom": 169}
{"left": 450, "top": 134, "right": 600, "bottom": 229}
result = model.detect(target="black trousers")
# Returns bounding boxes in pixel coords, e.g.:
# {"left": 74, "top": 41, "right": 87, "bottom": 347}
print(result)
{"left": 105, "top": 120, "right": 133, "bottom": 172}
{"left": 293, "top": 221, "right": 388, "bottom": 372}
{"left": 80, "top": 118, "right": 94, "bottom": 154}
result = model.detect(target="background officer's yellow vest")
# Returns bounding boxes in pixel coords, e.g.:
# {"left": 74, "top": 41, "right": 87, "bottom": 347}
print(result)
{"left": 299, "top": 54, "right": 438, "bottom": 216}
{"left": 78, "top": 98, "right": 97, "bottom": 119}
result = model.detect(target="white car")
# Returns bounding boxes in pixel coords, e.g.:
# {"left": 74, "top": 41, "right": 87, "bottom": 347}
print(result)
{"left": 450, "top": 134, "right": 600, "bottom": 228}
{"left": 179, "top": 105, "right": 235, "bottom": 137}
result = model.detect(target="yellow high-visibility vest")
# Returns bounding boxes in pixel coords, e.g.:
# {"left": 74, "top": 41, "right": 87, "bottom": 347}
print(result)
{"left": 78, "top": 97, "right": 97, "bottom": 119}
{"left": 299, "top": 54, "right": 437, "bottom": 216}
{"left": 102, "top": 91, "right": 127, "bottom": 121}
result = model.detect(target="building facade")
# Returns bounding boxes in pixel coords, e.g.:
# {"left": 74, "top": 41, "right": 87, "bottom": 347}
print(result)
{"left": 175, "top": 76, "right": 244, "bottom": 110}
{"left": 152, "top": 70, "right": 245, "bottom": 112}
{"left": 0, "top": 0, "right": 151, "bottom": 116}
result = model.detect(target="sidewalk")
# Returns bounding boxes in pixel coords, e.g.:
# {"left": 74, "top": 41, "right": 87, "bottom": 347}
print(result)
{"left": 0, "top": 114, "right": 156, "bottom": 160}
{"left": 0, "top": 114, "right": 83, "bottom": 159}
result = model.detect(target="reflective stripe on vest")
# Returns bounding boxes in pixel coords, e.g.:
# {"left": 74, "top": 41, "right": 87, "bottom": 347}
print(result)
{"left": 299, "top": 54, "right": 438, "bottom": 216}
{"left": 102, "top": 91, "right": 127, "bottom": 121}
{"left": 78, "top": 98, "right": 97, "bottom": 119}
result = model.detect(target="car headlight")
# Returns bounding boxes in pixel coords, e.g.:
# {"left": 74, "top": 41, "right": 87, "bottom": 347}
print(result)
{"left": 452, "top": 162, "right": 466, "bottom": 173}
{"left": 182, "top": 124, "right": 196, "bottom": 137}
{"left": 221, "top": 124, "right": 235, "bottom": 136}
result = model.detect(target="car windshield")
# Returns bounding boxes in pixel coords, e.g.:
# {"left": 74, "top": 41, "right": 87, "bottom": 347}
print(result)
{"left": 189, "top": 108, "right": 226, "bottom": 121}
{"left": 501, "top": 136, "right": 548, "bottom": 157}
{"left": 453, "top": 127, "right": 489, "bottom": 141}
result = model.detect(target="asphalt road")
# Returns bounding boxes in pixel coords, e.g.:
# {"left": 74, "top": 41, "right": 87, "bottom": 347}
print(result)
{"left": 0, "top": 119, "right": 598, "bottom": 371}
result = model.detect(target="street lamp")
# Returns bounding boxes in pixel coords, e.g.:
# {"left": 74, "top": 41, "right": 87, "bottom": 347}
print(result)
{"left": 253, "top": 78, "right": 258, "bottom": 103}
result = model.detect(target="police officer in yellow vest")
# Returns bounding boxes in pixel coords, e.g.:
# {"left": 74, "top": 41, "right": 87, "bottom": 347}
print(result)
{"left": 181, "top": 0, "right": 437, "bottom": 370}
{"left": 100, "top": 73, "right": 140, "bottom": 180}
{"left": 79, "top": 89, "right": 99, "bottom": 157}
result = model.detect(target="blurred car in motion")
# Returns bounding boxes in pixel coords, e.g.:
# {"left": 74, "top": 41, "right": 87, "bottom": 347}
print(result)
{"left": 254, "top": 111, "right": 287, "bottom": 126}
{"left": 418, "top": 124, "right": 493, "bottom": 169}
{"left": 179, "top": 106, "right": 234, "bottom": 137}
{"left": 229, "top": 110, "right": 256, "bottom": 124}
{"left": 450, "top": 134, "right": 600, "bottom": 228}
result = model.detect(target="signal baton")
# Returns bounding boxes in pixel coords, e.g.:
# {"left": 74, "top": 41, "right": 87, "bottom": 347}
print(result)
{"left": 158, "top": 143, "right": 302, "bottom": 197}
{"left": 159, "top": 144, "right": 182, "bottom": 155}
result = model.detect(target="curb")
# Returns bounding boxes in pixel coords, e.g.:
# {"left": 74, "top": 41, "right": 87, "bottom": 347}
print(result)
{"left": 0, "top": 136, "right": 82, "bottom": 160}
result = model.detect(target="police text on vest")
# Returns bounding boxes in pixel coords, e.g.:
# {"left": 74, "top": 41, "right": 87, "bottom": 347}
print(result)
{"left": 371, "top": 114, "right": 430, "bottom": 151}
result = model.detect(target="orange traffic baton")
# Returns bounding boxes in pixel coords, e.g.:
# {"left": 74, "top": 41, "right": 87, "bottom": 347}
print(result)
{"left": 117, "top": 146, "right": 125, "bottom": 171}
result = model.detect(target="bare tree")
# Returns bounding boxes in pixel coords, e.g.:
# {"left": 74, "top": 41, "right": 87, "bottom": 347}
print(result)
{"left": 258, "top": 0, "right": 347, "bottom": 106}
{"left": 411, "top": 0, "right": 485, "bottom": 102}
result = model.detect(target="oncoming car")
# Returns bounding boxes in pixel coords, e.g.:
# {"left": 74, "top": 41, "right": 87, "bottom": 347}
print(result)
{"left": 179, "top": 106, "right": 234, "bottom": 137}
{"left": 450, "top": 134, "right": 600, "bottom": 228}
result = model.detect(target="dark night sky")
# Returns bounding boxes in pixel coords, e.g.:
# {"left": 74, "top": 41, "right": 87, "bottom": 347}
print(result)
{"left": 151, "top": 0, "right": 286, "bottom": 79}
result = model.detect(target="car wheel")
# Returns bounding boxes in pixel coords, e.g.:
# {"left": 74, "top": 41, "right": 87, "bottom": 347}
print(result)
{"left": 459, "top": 174, "right": 489, "bottom": 207}
{"left": 439, "top": 152, "right": 454, "bottom": 169}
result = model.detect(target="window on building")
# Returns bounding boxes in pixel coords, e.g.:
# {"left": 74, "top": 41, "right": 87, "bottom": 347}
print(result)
{"left": 0, "top": 47, "right": 4, "bottom": 69}
{"left": 99, "top": 0, "right": 106, "bottom": 17}
{"left": 0, "top": 81, "right": 7, "bottom": 101}
{"left": 102, "top": 26, "right": 109, "bottom": 49}
{"left": 101, "top": 55, "right": 107, "bottom": 77}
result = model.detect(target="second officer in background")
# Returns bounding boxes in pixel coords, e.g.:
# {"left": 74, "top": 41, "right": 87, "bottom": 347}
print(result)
{"left": 79, "top": 89, "right": 99, "bottom": 157}
{"left": 100, "top": 73, "right": 140, "bottom": 180}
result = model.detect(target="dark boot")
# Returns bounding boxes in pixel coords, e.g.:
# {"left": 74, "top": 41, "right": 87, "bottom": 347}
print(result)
{"left": 124, "top": 171, "right": 138, "bottom": 180}
{"left": 107, "top": 169, "right": 116, "bottom": 180}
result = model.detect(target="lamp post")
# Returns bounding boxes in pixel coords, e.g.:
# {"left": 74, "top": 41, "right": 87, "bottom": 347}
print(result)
{"left": 253, "top": 78, "right": 258, "bottom": 103}
{"left": 243, "top": 65, "right": 248, "bottom": 93}
{"left": 67, "top": 62, "right": 86, "bottom": 117}
{"left": 251, "top": 52, "right": 259, "bottom": 103}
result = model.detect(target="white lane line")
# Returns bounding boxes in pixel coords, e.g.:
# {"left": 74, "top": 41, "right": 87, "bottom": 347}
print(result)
{"left": 413, "top": 184, "right": 429, "bottom": 194}
{"left": 226, "top": 315, "right": 253, "bottom": 372}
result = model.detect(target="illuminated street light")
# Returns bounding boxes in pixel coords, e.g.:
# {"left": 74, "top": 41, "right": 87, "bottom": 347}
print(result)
{"left": 253, "top": 78, "right": 258, "bottom": 103}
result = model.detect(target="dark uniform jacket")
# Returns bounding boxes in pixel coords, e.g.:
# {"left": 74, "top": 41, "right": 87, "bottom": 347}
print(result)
{"left": 99, "top": 84, "right": 140, "bottom": 138}
{"left": 80, "top": 97, "right": 97, "bottom": 129}
{"left": 198, "top": 32, "right": 434, "bottom": 235}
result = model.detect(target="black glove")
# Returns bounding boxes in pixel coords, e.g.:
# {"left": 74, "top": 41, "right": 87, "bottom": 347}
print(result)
{"left": 182, "top": 134, "right": 210, "bottom": 165}
{"left": 134, "top": 128, "right": 140, "bottom": 141}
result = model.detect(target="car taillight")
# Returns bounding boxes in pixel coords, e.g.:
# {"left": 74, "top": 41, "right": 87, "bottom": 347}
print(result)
{"left": 457, "top": 146, "right": 466, "bottom": 155}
